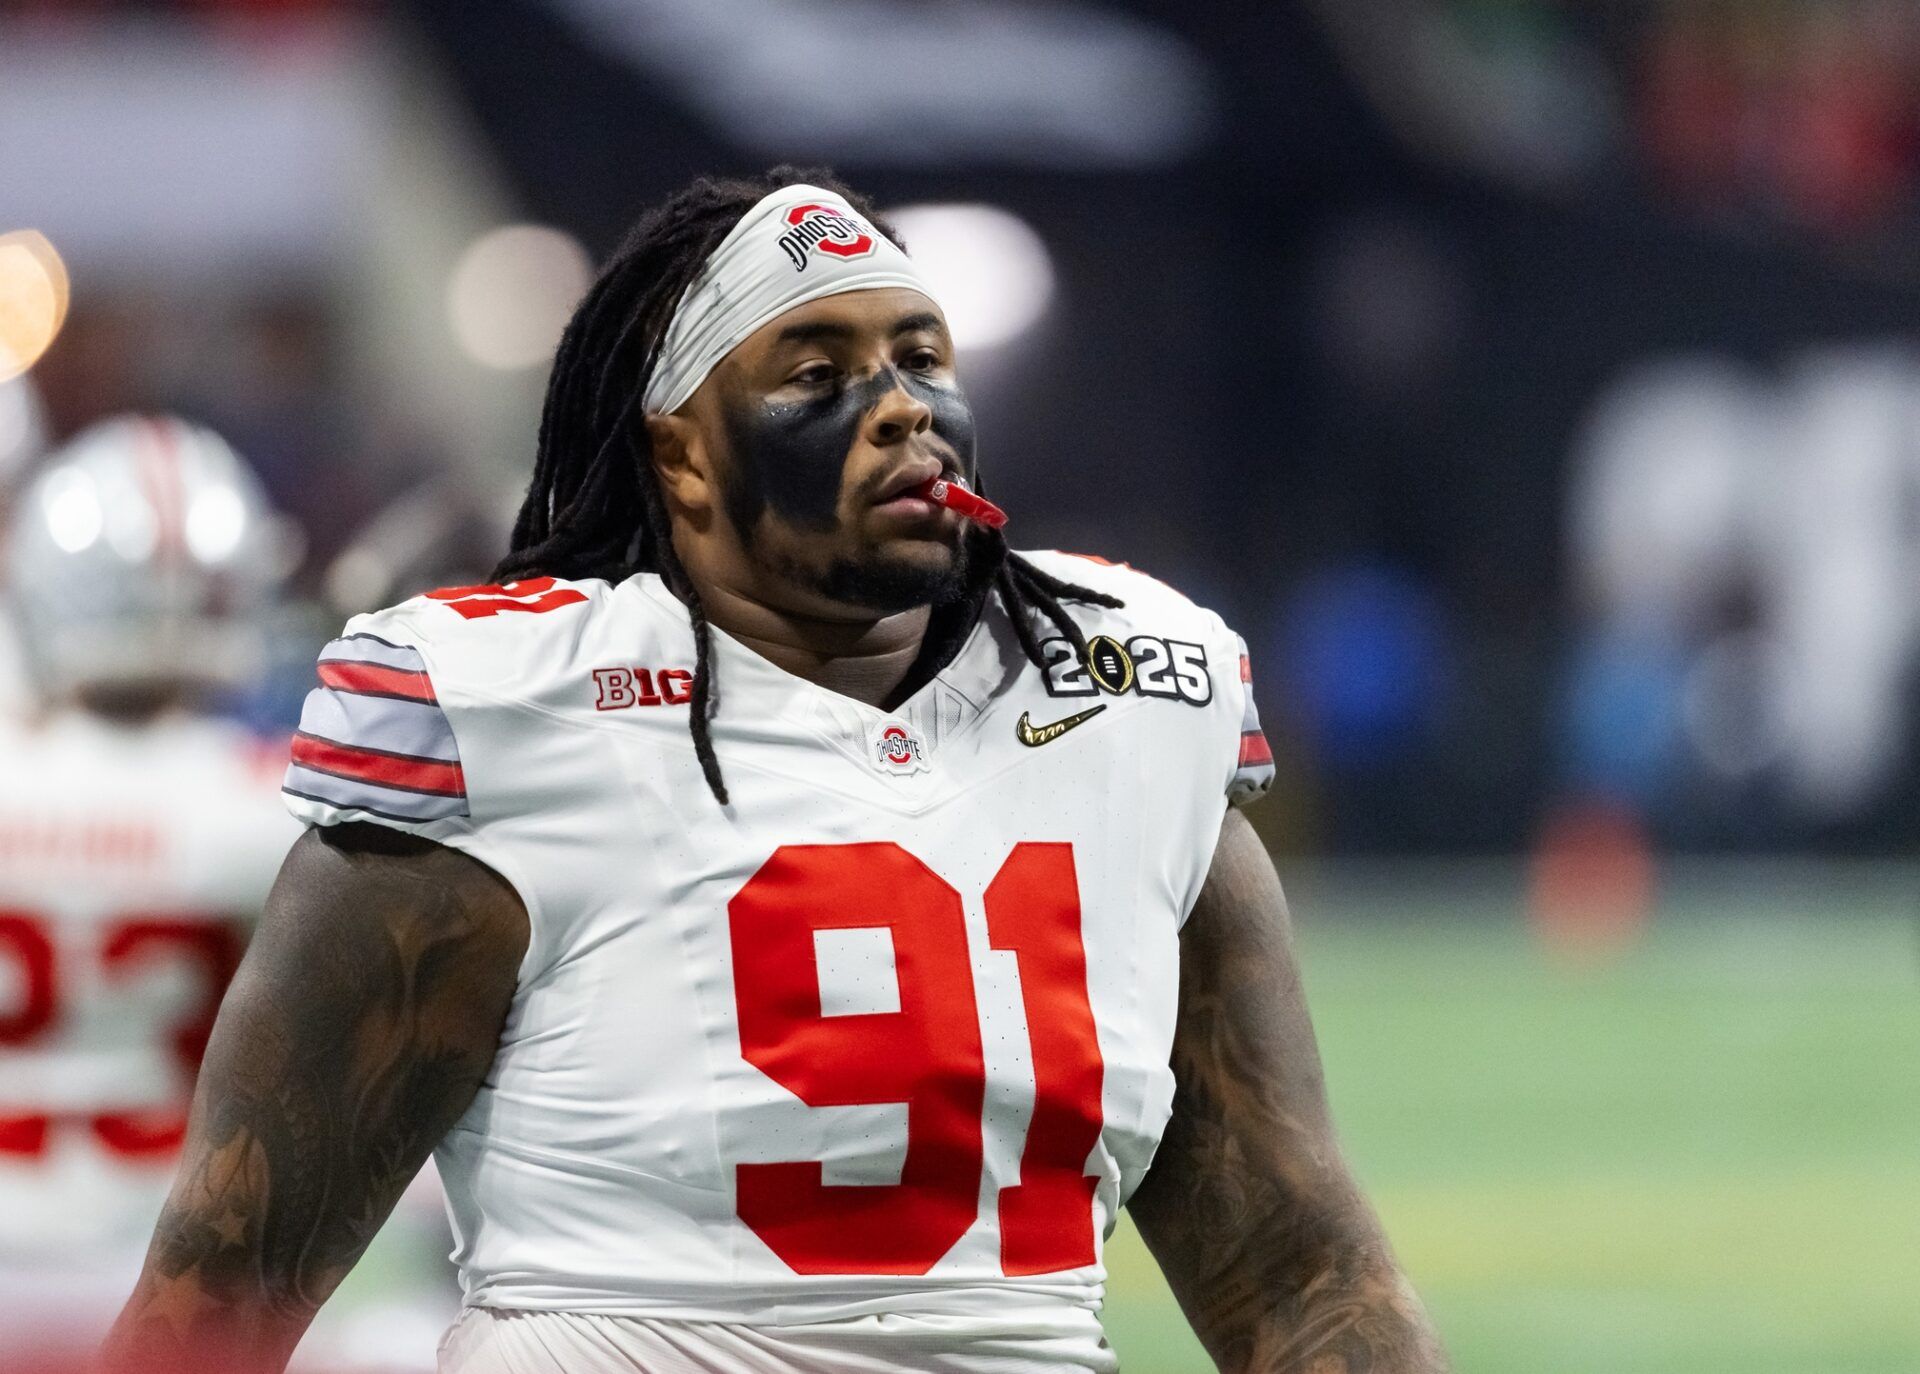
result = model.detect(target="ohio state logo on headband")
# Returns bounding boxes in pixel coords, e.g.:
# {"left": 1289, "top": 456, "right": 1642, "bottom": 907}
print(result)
{"left": 777, "top": 202, "right": 877, "bottom": 272}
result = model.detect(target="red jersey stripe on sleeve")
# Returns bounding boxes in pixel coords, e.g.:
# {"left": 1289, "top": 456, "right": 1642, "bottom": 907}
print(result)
{"left": 317, "top": 659, "right": 439, "bottom": 705}
{"left": 291, "top": 733, "right": 467, "bottom": 798}
{"left": 1238, "top": 730, "right": 1273, "bottom": 769}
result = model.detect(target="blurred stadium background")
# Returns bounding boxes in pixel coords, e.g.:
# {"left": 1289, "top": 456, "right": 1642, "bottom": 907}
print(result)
{"left": 3, "top": 0, "right": 1918, "bottom": 1370}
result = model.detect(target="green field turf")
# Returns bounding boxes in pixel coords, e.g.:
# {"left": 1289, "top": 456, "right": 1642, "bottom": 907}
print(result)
{"left": 1100, "top": 891, "right": 1920, "bottom": 1374}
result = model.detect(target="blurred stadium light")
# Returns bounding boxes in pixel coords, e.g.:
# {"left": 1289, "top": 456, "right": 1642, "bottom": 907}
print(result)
{"left": 0, "top": 231, "right": 70, "bottom": 383}
{"left": 886, "top": 204, "right": 1056, "bottom": 352}
{"left": 39, "top": 466, "right": 104, "bottom": 556}
{"left": 446, "top": 223, "right": 592, "bottom": 371}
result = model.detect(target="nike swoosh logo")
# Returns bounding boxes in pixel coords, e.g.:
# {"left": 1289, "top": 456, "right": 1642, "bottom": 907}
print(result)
{"left": 1016, "top": 705, "right": 1107, "bottom": 747}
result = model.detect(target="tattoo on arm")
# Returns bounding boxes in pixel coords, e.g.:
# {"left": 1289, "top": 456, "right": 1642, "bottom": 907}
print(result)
{"left": 100, "top": 823, "right": 528, "bottom": 1373}
{"left": 1127, "top": 809, "right": 1448, "bottom": 1374}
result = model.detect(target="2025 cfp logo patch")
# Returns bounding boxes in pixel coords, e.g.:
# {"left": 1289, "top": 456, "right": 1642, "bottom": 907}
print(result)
{"left": 1041, "top": 633, "right": 1214, "bottom": 706}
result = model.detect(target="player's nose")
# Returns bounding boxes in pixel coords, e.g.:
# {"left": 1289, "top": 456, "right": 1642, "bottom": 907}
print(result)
{"left": 864, "top": 368, "right": 933, "bottom": 447}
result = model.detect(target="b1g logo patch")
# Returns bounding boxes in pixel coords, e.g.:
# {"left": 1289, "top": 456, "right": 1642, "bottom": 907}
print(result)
{"left": 593, "top": 665, "right": 694, "bottom": 710}
{"left": 869, "top": 720, "right": 929, "bottom": 775}
{"left": 1041, "top": 634, "right": 1213, "bottom": 706}
{"left": 777, "top": 202, "right": 877, "bottom": 272}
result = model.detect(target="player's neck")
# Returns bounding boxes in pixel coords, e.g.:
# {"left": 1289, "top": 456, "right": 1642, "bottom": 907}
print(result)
{"left": 686, "top": 574, "right": 930, "bottom": 709}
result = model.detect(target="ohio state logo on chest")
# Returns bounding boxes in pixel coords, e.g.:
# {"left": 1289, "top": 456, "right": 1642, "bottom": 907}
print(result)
{"left": 776, "top": 202, "right": 876, "bottom": 272}
{"left": 868, "top": 719, "right": 930, "bottom": 775}
{"left": 593, "top": 665, "right": 694, "bottom": 710}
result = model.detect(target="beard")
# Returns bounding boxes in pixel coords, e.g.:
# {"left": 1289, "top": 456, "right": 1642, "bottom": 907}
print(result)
{"left": 711, "top": 418, "right": 995, "bottom": 615}
{"left": 759, "top": 525, "right": 984, "bottom": 615}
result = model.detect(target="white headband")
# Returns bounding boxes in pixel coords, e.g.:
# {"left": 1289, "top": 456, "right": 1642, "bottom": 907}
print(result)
{"left": 641, "top": 184, "right": 938, "bottom": 417}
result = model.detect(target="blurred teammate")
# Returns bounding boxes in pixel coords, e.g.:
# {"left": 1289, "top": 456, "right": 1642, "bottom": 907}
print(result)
{"left": 0, "top": 416, "right": 299, "bottom": 1360}
{"left": 0, "top": 373, "right": 52, "bottom": 716}
{"left": 107, "top": 172, "right": 1448, "bottom": 1373}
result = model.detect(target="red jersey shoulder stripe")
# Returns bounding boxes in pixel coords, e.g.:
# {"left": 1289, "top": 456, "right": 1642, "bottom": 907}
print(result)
{"left": 316, "top": 659, "right": 438, "bottom": 705}
{"left": 291, "top": 732, "right": 466, "bottom": 798}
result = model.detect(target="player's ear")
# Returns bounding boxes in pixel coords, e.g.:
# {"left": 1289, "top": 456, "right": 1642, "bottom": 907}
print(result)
{"left": 645, "top": 410, "right": 716, "bottom": 518}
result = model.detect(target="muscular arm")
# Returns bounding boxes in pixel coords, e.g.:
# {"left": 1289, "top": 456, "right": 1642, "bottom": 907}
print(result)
{"left": 1127, "top": 809, "right": 1447, "bottom": 1374}
{"left": 100, "top": 823, "right": 528, "bottom": 1373}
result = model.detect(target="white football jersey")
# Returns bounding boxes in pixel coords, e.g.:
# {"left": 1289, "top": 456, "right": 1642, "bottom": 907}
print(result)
{"left": 282, "top": 552, "right": 1275, "bottom": 1372}
{"left": 0, "top": 711, "right": 299, "bottom": 1289}
{"left": 0, "top": 614, "right": 32, "bottom": 721}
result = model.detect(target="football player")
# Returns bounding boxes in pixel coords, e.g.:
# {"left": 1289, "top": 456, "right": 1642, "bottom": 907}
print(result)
{"left": 0, "top": 372, "right": 51, "bottom": 716}
{"left": 0, "top": 416, "right": 300, "bottom": 1360}
{"left": 105, "top": 172, "right": 1448, "bottom": 1373}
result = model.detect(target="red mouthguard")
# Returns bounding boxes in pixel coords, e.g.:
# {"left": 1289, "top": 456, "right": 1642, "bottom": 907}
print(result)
{"left": 913, "top": 476, "right": 1008, "bottom": 530}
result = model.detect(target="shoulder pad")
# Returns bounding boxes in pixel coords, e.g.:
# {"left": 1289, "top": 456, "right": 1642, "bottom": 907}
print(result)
{"left": 368, "top": 575, "right": 607, "bottom": 646}
{"left": 285, "top": 626, "right": 469, "bottom": 825}
{"left": 1014, "top": 550, "right": 1274, "bottom": 807}
{"left": 1012, "top": 549, "right": 1228, "bottom": 646}
{"left": 284, "top": 576, "right": 625, "bottom": 828}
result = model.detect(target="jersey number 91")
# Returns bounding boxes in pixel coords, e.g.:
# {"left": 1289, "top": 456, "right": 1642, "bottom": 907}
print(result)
{"left": 729, "top": 842, "right": 1105, "bottom": 1278}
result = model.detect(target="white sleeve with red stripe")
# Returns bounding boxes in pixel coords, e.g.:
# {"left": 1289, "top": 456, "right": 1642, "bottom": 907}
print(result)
{"left": 283, "top": 633, "right": 469, "bottom": 826}
{"left": 1229, "top": 634, "right": 1275, "bottom": 807}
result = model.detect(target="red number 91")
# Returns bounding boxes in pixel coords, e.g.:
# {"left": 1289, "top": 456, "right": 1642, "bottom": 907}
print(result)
{"left": 728, "top": 841, "right": 1106, "bottom": 1278}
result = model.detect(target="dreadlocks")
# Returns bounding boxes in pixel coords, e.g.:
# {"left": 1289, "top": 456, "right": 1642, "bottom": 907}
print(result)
{"left": 496, "top": 167, "right": 1121, "bottom": 805}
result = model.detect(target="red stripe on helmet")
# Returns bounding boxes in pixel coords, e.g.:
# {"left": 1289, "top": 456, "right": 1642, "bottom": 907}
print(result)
{"left": 139, "top": 416, "right": 189, "bottom": 562}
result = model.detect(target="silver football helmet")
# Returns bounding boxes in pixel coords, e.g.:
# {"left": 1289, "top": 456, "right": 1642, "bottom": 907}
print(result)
{"left": 3, "top": 414, "right": 292, "bottom": 699}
